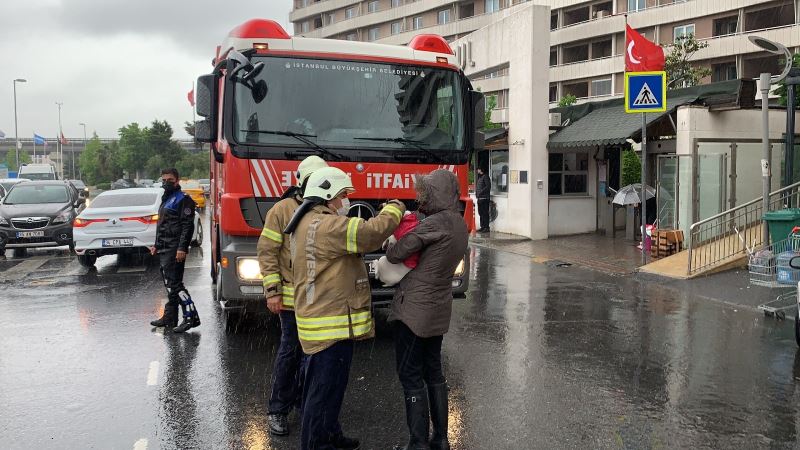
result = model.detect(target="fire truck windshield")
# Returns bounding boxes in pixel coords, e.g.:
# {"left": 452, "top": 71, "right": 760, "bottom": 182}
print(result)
{"left": 232, "top": 57, "right": 466, "bottom": 160}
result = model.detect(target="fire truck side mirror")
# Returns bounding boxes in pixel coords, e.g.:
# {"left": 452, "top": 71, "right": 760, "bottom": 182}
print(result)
{"left": 196, "top": 74, "right": 217, "bottom": 119}
{"left": 195, "top": 120, "right": 215, "bottom": 143}
{"left": 470, "top": 91, "right": 485, "bottom": 130}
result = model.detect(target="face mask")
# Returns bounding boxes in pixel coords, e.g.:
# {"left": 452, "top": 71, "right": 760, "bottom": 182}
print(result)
{"left": 162, "top": 180, "right": 177, "bottom": 192}
{"left": 336, "top": 198, "right": 350, "bottom": 216}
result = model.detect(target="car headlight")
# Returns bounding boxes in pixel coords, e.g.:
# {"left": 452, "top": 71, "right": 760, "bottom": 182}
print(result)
{"left": 237, "top": 257, "right": 262, "bottom": 281}
{"left": 454, "top": 259, "right": 465, "bottom": 277}
{"left": 52, "top": 211, "right": 72, "bottom": 224}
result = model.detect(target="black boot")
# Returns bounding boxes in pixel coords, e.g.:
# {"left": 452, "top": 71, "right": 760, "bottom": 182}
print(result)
{"left": 150, "top": 303, "right": 178, "bottom": 328}
{"left": 393, "top": 388, "right": 430, "bottom": 450}
{"left": 331, "top": 434, "right": 360, "bottom": 449}
{"left": 428, "top": 383, "right": 449, "bottom": 450}
{"left": 173, "top": 314, "right": 201, "bottom": 333}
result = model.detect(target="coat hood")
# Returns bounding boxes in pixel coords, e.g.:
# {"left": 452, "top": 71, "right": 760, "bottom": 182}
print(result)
{"left": 416, "top": 169, "right": 460, "bottom": 215}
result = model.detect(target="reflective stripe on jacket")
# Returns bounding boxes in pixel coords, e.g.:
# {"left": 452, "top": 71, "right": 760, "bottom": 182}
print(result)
{"left": 257, "top": 196, "right": 301, "bottom": 309}
{"left": 291, "top": 201, "right": 405, "bottom": 354}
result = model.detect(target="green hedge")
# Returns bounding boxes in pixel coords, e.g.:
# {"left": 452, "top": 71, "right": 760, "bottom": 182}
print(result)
{"left": 96, "top": 182, "right": 111, "bottom": 191}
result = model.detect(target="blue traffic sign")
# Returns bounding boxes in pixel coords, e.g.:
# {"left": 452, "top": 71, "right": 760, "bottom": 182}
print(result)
{"left": 624, "top": 71, "right": 666, "bottom": 113}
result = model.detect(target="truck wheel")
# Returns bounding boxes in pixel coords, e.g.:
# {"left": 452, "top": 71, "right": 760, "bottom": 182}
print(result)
{"left": 77, "top": 254, "right": 97, "bottom": 267}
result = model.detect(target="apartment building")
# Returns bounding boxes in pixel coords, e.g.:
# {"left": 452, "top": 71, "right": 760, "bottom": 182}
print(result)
{"left": 291, "top": 0, "right": 800, "bottom": 115}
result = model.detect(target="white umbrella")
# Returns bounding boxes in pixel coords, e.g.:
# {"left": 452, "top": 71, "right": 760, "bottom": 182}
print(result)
{"left": 612, "top": 183, "right": 655, "bottom": 206}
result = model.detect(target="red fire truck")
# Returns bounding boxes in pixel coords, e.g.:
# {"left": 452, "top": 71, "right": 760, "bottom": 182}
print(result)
{"left": 193, "top": 19, "right": 485, "bottom": 315}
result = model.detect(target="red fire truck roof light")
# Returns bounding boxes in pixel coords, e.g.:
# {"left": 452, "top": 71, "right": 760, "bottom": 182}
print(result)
{"left": 408, "top": 35, "right": 453, "bottom": 55}
{"left": 229, "top": 19, "right": 290, "bottom": 40}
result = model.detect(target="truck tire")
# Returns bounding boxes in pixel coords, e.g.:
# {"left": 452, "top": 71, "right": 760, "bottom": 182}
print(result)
{"left": 77, "top": 254, "right": 97, "bottom": 267}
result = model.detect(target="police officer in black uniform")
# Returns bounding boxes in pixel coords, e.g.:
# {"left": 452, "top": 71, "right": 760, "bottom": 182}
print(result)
{"left": 149, "top": 168, "right": 200, "bottom": 333}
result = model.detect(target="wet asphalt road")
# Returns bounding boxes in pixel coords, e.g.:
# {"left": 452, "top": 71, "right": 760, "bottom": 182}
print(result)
{"left": 2, "top": 229, "right": 800, "bottom": 449}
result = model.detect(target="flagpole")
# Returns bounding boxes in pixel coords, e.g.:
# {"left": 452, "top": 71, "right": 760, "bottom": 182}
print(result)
{"left": 56, "top": 102, "right": 63, "bottom": 179}
{"left": 641, "top": 112, "right": 647, "bottom": 265}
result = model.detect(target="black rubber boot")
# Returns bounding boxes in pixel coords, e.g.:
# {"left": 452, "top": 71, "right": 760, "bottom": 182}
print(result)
{"left": 267, "top": 413, "right": 289, "bottom": 436}
{"left": 173, "top": 315, "right": 201, "bottom": 333}
{"left": 428, "top": 383, "right": 450, "bottom": 450}
{"left": 331, "top": 434, "right": 360, "bottom": 449}
{"left": 393, "top": 388, "right": 430, "bottom": 450}
{"left": 150, "top": 303, "right": 179, "bottom": 328}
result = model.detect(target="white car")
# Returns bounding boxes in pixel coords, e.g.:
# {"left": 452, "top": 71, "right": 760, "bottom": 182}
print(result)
{"left": 72, "top": 188, "right": 203, "bottom": 267}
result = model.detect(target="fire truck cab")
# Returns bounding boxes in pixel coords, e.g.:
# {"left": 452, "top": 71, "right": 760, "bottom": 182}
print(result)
{"left": 194, "top": 19, "right": 485, "bottom": 315}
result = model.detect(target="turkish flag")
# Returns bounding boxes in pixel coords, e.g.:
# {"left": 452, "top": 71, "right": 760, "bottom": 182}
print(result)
{"left": 187, "top": 89, "right": 195, "bottom": 107}
{"left": 59, "top": 132, "right": 69, "bottom": 145}
{"left": 625, "top": 25, "right": 665, "bottom": 72}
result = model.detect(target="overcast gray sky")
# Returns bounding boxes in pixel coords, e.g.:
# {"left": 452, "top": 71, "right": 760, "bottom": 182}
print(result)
{"left": 0, "top": 0, "right": 292, "bottom": 141}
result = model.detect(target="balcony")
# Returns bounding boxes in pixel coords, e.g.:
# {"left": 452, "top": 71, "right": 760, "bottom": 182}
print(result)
{"left": 549, "top": 55, "right": 623, "bottom": 83}
{"left": 694, "top": 23, "right": 800, "bottom": 61}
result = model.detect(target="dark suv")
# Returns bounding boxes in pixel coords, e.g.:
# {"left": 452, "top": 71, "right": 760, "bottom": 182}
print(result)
{"left": 0, "top": 181, "right": 85, "bottom": 256}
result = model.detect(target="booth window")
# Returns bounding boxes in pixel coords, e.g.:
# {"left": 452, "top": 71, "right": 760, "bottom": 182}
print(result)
{"left": 490, "top": 150, "right": 509, "bottom": 195}
{"left": 549, "top": 152, "right": 589, "bottom": 196}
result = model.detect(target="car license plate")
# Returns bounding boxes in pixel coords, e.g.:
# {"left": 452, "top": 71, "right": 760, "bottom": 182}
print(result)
{"left": 102, "top": 238, "right": 134, "bottom": 247}
{"left": 17, "top": 231, "right": 44, "bottom": 238}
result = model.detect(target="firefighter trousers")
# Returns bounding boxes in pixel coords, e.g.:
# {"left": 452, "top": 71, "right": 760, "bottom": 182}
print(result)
{"left": 269, "top": 310, "right": 304, "bottom": 415}
{"left": 300, "top": 339, "right": 354, "bottom": 450}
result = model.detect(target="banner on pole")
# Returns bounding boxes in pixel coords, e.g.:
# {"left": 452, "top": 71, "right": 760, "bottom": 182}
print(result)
{"left": 624, "top": 71, "right": 667, "bottom": 114}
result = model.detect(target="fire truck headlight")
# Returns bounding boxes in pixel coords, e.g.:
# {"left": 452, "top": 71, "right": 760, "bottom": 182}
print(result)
{"left": 454, "top": 259, "right": 465, "bottom": 277}
{"left": 237, "top": 258, "right": 262, "bottom": 281}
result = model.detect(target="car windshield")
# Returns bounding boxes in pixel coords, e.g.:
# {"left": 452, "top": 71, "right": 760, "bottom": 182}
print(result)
{"left": 23, "top": 172, "right": 56, "bottom": 181}
{"left": 70, "top": 180, "right": 86, "bottom": 189}
{"left": 1, "top": 182, "right": 19, "bottom": 191}
{"left": 89, "top": 193, "right": 158, "bottom": 208}
{"left": 233, "top": 57, "right": 465, "bottom": 154}
{"left": 4, "top": 185, "right": 69, "bottom": 204}
{"left": 198, "top": 179, "right": 210, "bottom": 184}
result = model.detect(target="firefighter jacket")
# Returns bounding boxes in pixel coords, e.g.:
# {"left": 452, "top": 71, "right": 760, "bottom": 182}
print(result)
{"left": 155, "top": 188, "right": 196, "bottom": 252}
{"left": 257, "top": 195, "right": 301, "bottom": 309}
{"left": 291, "top": 201, "right": 405, "bottom": 354}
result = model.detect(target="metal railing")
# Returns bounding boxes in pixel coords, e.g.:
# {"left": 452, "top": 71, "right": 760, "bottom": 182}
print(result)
{"left": 688, "top": 181, "right": 800, "bottom": 275}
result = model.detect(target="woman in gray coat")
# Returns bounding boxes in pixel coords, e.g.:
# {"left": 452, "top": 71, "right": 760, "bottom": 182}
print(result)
{"left": 386, "top": 169, "right": 469, "bottom": 450}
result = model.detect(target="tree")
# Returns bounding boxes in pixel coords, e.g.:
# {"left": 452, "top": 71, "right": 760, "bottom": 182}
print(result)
{"left": 558, "top": 94, "right": 577, "bottom": 107}
{"left": 184, "top": 121, "right": 196, "bottom": 138}
{"left": 483, "top": 95, "right": 501, "bottom": 130}
{"left": 775, "top": 53, "right": 800, "bottom": 108}
{"left": 78, "top": 135, "right": 102, "bottom": 184}
{"left": 664, "top": 35, "right": 711, "bottom": 88}
{"left": 621, "top": 149, "right": 641, "bottom": 187}
{"left": 5, "top": 150, "right": 31, "bottom": 171}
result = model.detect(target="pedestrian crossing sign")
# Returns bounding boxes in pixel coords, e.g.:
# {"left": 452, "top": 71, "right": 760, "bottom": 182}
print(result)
{"left": 624, "top": 71, "right": 667, "bottom": 113}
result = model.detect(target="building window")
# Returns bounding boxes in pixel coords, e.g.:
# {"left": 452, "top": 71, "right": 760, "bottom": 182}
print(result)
{"left": 368, "top": 27, "right": 380, "bottom": 41}
{"left": 392, "top": 0, "right": 402, "bottom": 7}
{"left": 485, "top": 0, "right": 500, "bottom": 13}
{"left": 438, "top": 9, "right": 451, "bottom": 25}
{"left": 346, "top": 33, "right": 358, "bottom": 41}
{"left": 549, "top": 152, "right": 589, "bottom": 196}
{"left": 345, "top": 7, "right": 356, "bottom": 19}
{"left": 713, "top": 16, "right": 738, "bottom": 36}
{"left": 325, "top": 13, "right": 335, "bottom": 26}
{"left": 627, "top": 0, "right": 645, "bottom": 12}
{"left": 591, "top": 78, "right": 612, "bottom": 97}
{"left": 491, "top": 150, "right": 510, "bottom": 195}
{"left": 549, "top": 84, "right": 558, "bottom": 103}
{"left": 368, "top": 1, "right": 379, "bottom": 13}
{"left": 712, "top": 62, "right": 738, "bottom": 82}
{"left": 391, "top": 21, "right": 403, "bottom": 35}
{"left": 673, "top": 24, "right": 695, "bottom": 41}
{"left": 412, "top": 16, "right": 423, "bottom": 30}
{"left": 550, "top": 13, "right": 558, "bottom": 30}
{"left": 301, "top": 21, "right": 310, "bottom": 33}
{"left": 549, "top": 48, "right": 558, "bottom": 66}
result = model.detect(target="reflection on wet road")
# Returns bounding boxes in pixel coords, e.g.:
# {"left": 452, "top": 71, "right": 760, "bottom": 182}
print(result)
{"left": 1, "top": 241, "right": 799, "bottom": 449}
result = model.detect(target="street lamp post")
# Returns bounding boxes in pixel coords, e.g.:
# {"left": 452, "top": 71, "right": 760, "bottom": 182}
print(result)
{"left": 12, "top": 79, "right": 26, "bottom": 170}
{"left": 78, "top": 122, "right": 87, "bottom": 180}
{"left": 749, "top": 36, "right": 793, "bottom": 244}
{"left": 56, "top": 102, "right": 63, "bottom": 179}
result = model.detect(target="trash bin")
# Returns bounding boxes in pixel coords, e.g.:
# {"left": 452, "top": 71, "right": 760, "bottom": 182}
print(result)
{"left": 763, "top": 208, "right": 800, "bottom": 243}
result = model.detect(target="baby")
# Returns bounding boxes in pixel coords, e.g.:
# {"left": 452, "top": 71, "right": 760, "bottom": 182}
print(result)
{"left": 371, "top": 212, "right": 419, "bottom": 287}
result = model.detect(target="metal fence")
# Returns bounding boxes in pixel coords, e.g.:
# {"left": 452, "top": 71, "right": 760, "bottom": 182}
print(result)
{"left": 688, "top": 181, "right": 800, "bottom": 275}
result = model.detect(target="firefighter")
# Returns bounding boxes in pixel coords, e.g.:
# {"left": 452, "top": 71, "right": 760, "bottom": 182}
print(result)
{"left": 284, "top": 166, "right": 405, "bottom": 450}
{"left": 257, "top": 155, "right": 328, "bottom": 436}
{"left": 149, "top": 168, "right": 200, "bottom": 333}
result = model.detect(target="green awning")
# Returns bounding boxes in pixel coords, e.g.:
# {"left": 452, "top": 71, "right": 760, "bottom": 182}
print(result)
{"left": 547, "top": 79, "right": 752, "bottom": 150}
